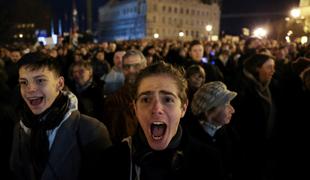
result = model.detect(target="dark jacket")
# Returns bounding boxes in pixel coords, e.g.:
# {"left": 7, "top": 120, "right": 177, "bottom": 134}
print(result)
{"left": 68, "top": 79, "right": 105, "bottom": 122}
{"left": 10, "top": 110, "right": 112, "bottom": 180}
{"left": 230, "top": 70, "right": 277, "bottom": 180}
{"left": 103, "top": 83, "right": 138, "bottom": 144}
{"left": 101, "top": 126, "right": 224, "bottom": 180}
{"left": 185, "top": 118, "right": 243, "bottom": 180}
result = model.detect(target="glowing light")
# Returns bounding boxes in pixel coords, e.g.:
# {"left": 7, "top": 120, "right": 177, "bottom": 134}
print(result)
{"left": 253, "top": 27, "right": 268, "bottom": 38}
{"left": 153, "top": 33, "right": 159, "bottom": 39}
{"left": 205, "top": 25, "right": 213, "bottom": 32}
{"left": 287, "top": 30, "right": 293, "bottom": 36}
{"left": 211, "top": 35, "right": 218, "bottom": 41}
{"left": 301, "top": 36, "right": 308, "bottom": 44}
{"left": 285, "top": 36, "right": 291, "bottom": 43}
{"left": 290, "top": 8, "right": 301, "bottom": 19}
{"left": 179, "top": 31, "right": 184, "bottom": 37}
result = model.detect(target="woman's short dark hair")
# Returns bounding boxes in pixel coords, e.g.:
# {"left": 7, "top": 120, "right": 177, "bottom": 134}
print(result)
{"left": 243, "top": 54, "right": 274, "bottom": 80}
{"left": 185, "top": 64, "right": 205, "bottom": 79}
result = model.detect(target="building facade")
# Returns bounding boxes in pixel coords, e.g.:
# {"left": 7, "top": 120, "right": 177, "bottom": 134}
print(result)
{"left": 300, "top": 0, "right": 310, "bottom": 34}
{"left": 97, "top": 0, "right": 221, "bottom": 41}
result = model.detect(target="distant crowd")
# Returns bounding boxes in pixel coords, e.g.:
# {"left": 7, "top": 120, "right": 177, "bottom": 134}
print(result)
{"left": 1, "top": 36, "right": 309, "bottom": 180}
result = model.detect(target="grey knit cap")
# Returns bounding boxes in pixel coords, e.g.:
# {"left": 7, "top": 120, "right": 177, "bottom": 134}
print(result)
{"left": 191, "top": 81, "right": 237, "bottom": 115}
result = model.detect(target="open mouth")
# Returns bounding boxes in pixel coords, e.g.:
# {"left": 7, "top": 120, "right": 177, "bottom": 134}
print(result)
{"left": 151, "top": 122, "right": 167, "bottom": 140}
{"left": 28, "top": 97, "right": 43, "bottom": 106}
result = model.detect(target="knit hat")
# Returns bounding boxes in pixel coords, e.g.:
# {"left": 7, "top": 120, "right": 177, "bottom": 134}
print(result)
{"left": 191, "top": 81, "right": 237, "bottom": 115}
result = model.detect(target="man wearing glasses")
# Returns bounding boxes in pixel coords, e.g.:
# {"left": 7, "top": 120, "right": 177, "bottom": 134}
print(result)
{"left": 103, "top": 49, "right": 147, "bottom": 143}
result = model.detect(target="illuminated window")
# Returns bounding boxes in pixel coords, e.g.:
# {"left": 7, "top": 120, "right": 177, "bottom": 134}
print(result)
{"left": 153, "top": 4, "right": 157, "bottom": 11}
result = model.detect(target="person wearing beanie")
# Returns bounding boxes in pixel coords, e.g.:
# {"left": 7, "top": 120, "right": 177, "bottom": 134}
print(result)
{"left": 184, "top": 81, "right": 242, "bottom": 180}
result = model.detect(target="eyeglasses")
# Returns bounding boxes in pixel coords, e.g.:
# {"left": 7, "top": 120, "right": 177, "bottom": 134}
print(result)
{"left": 123, "top": 62, "right": 142, "bottom": 70}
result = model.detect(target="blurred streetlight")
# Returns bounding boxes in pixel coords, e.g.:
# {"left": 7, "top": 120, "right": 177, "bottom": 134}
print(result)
{"left": 290, "top": 8, "right": 301, "bottom": 19}
{"left": 178, "top": 31, "right": 184, "bottom": 37}
{"left": 301, "top": 36, "right": 308, "bottom": 44}
{"left": 205, "top": 24, "right": 212, "bottom": 41}
{"left": 153, "top": 33, "right": 159, "bottom": 39}
{"left": 287, "top": 7, "right": 308, "bottom": 41}
{"left": 253, "top": 27, "right": 268, "bottom": 38}
{"left": 206, "top": 25, "right": 213, "bottom": 32}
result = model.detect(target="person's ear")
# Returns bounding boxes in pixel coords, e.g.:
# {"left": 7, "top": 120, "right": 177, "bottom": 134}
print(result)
{"left": 57, "top": 76, "right": 65, "bottom": 91}
{"left": 180, "top": 100, "right": 188, "bottom": 118}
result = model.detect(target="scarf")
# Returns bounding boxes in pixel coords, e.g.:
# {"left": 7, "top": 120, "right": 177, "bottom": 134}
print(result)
{"left": 21, "top": 92, "right": 69, "bottom": 179}
{"left": 132, "top": 125, "right": 183, "bottom": 179}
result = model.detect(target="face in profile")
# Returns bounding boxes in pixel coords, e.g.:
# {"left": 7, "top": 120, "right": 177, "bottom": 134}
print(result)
{"left": 257, "top": 58, "right": 275, "bottom": 84}
{"left": 189, "top": 44, "right": 204, "bottom": 62}
{"left": 19, "top": 67, "right": 64, "bottom": 115}
{"left": 134, "top": 75, "right": 187, "bottom": 150}
{"left": 207, "top": 103, "right": 235, "bottom": 126}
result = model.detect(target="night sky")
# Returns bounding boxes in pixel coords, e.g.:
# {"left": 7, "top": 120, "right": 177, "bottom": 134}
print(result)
{"left": 221, "top": 0, "right": 300, "bottom": 35}
{"left": 0, "top": 0, "right": 301, "bottom": 37}
{"left": 47, "top": 0, "right": 300, "bottom": 36}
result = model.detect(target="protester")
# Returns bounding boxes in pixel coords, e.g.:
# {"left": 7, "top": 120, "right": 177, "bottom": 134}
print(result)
{"left": 101, "top": 61, "right": 224, "bottom": 180}
{"left": 10, "top": 52, "right": 112, "bottom": 180}
{"left": 188, "top": 81, "right": 242, "bottom": 180}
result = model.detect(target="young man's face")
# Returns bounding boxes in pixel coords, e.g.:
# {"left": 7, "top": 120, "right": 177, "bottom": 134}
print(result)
{"left": 134, "top": 75, "right": 187, "bottom": 150}
{"left": 19, "top": 67, "right": 64, "bottom": 115}
{"left": 189, "top": 44, "right": 204, "bottom": 62}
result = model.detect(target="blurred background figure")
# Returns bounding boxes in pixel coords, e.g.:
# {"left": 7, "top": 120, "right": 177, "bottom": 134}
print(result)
{"left": 101, "top": 49, "right": 126, "bottom": 96}
{"left": 103, "top": 49, "right": 147, "bottom": 143}
{"left": 181, "top": 64, "right": 206, "bottom": 125}
{"left": 67, "top": 61, "right": 105, "bottom": 122}
{"left": 231, "top": 54, "right": 276, "bottom": 180}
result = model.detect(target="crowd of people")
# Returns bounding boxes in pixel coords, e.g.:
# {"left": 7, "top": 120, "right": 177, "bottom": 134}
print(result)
{"left": 0, "top": 36, "right": 309, "bottom": 180}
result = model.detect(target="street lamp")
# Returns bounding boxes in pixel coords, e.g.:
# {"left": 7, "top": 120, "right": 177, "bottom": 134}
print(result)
{"left": 178, "top": 31, "right": 184, "bottom": 37}
{"left": 253, "top": 27, "right": 268, "bottom": 38}
{"left": 205, "top": 24, "right": 212, "bottom": 41}
{"left": 290, "top": 8, "right": 301, "bottom": 19}
{"left": 205, "top": 24, "right": 213, "bottom": 32}
{"left": 287, "top": 7, "right": 308, "bottom": 40}
{"left": 153, "top": 33, "right": 159, "bottom": 39}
